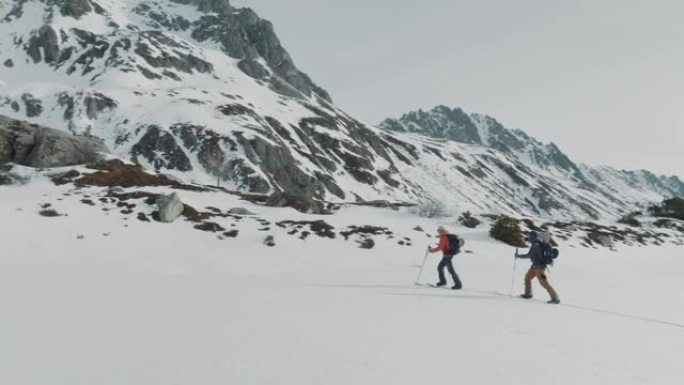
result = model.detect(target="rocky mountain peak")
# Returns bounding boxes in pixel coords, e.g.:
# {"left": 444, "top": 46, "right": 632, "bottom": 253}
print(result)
{"left": 383, "top": 106, "right": 568, "bottom": 160}
{"left": 177, "top": 0, "right": 232, "bottom": 14}
{"left": 139, "top": 0, "right": 331, "bottom": 102}
{"left": 380, "top": 105, "right": 481, "bottom": 144}
{"left": 4, "top": 0, "right": 330, "bottom": 102}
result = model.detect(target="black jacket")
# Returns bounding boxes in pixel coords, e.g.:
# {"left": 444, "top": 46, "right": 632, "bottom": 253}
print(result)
{"left": 516, "top": 241, "right": 545, "bottom": 267}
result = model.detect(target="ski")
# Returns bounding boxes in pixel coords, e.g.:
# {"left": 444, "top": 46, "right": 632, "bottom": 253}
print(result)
{"left": 414, "top": 282, "right": 462, "bottom": 290}
{"left": 490, "top": 291, "right": 561, "bottom": 305}
{"left": 415, "top": 285, "right": 560, "bottom": 305}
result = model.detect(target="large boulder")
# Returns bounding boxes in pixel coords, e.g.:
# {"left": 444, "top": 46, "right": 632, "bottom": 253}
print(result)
{"left": 0, "top": 116, "right": 109, "bottom": 168}
{"left": 156, "top": 192, "right": 184, "bottom": 223}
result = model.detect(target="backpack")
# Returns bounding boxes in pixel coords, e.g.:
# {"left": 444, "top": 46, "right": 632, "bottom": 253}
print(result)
{"left": 537, "top": 240, "right": 560, "bottom": 265}
{"left": 445, "top": 234, "right": 464, "bottom": 255}
{"left": 538, "top": 231, "right": 552, "bottom": 244}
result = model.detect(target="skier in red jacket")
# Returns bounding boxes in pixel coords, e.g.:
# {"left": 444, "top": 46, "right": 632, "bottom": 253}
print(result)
{"left": 429, "top": 226, "right": 463, "bottom": 289}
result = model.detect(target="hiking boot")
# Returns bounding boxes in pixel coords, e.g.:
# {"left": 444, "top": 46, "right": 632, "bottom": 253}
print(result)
{"left": 547, "top": 298, "right": 561, "bottom": 305}
{"left": 451, "top": 283, "right": 462, "bottom": 290}
{"left": 519, "top": 294, "right": 533, "bottom": 299}
{"left": 435, "top": 281, "right": 447, "bottom": 287}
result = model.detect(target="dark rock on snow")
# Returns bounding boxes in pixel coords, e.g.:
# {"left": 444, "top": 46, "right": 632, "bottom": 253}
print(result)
{"left": 194, "top": 221, "right": 226, "bottom": 232}
{"left": 39, "top": 209, "right": 63, "bottom": 217}
{"left": 359, "top": 238, "right": 375, "bottom": 249}
{"left": 223, "top": 230, "right": 239, "bottom": 238}
{"left": 263, "top": 235, "right": 275, "bottom": 247}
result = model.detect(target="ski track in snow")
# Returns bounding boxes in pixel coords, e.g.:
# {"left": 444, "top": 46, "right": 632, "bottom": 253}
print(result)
{"left": 1, "top": 179, "right": 683, "bottom": 385}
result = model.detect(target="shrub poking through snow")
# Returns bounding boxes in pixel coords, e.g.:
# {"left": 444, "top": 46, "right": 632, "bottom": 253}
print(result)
{"left": 415, "top": 199, "right": 448, "bottom": 218}
{"left": 489, "top": 216, "right": 525, "bottom": 247}
{"left": 458, "top": 211, "right": 481, "bottom": 228}
{"left": 649, "top": 197, "right": 684, "bottom": 221}
{"left": 51, "top": 169, "right": 81, "bottom": 185}
{"left": 76, "top": 160, "right": 179, "bottom": 188}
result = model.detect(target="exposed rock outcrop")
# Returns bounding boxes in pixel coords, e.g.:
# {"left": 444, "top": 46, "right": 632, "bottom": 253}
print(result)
{"left": 0, "top": 115, "right": 108, "bottom": 168}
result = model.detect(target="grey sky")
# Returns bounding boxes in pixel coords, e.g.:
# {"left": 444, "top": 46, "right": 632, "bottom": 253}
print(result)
{"left": 235, "top": 0, "right": 683, "bottom": 177}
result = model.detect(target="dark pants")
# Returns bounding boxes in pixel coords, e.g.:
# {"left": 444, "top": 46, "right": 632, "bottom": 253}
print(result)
{"left": 438, "top": 255, "right": 462, "bottom": 287}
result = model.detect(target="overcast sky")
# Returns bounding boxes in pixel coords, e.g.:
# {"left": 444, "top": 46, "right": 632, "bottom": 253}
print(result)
{"left": 235, "top": 0, "right": 683, "bottom": 177}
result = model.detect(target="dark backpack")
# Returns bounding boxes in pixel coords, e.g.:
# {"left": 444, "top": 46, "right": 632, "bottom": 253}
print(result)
{"left": 445, "top": 234, "right": 463, "bottom": 255}
{"left": 537, "top": 240, "right": 560, "bottom": 265}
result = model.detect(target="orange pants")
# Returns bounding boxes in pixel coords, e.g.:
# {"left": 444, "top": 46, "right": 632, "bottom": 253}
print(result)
{"left": 524, "top": 266, "right": 558, "bottom": 300}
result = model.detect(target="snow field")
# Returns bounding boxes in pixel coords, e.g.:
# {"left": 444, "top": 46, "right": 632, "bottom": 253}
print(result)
{"left": 1, "top": 180, "right": 683, "bottom": 384}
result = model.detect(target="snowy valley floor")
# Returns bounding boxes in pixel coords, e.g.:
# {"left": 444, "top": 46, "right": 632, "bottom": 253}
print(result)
{"left": 1, "top": 180, "right": 684, "bottom": 385}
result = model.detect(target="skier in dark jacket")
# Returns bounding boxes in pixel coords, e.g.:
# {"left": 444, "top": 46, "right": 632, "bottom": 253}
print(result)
{"left": 429, "top": 226, "right": 462, "bottom": 290}
{"left": 515, "top": 231, "right": 560, "bottom": 304}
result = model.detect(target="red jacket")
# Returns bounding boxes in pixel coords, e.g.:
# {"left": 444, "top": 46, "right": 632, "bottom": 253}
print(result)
{"left": 430, "top": 233, "right": 451, "bottom": 254}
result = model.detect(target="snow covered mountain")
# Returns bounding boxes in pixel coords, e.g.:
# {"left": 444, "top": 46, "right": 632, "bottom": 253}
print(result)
{"left": 0, "top": 0, "right": 681, "bottom": 220}
{"left": 380, "top": 106, "right": 684, "bottom": 219}
{"left": 0, "top": 0, "right": 406, "bottom": 203}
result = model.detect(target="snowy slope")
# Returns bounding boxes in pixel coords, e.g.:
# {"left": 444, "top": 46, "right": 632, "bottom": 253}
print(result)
{"left": 1, "top": 176, "right": 684, "bottom": 385}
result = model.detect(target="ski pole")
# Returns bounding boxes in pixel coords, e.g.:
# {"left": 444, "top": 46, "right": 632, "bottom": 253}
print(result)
{"left": 509, "top": 247, "right": 518, "bottom": 297}
{"left": 415, "top": 248, "right": 430, "bottom": 284}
